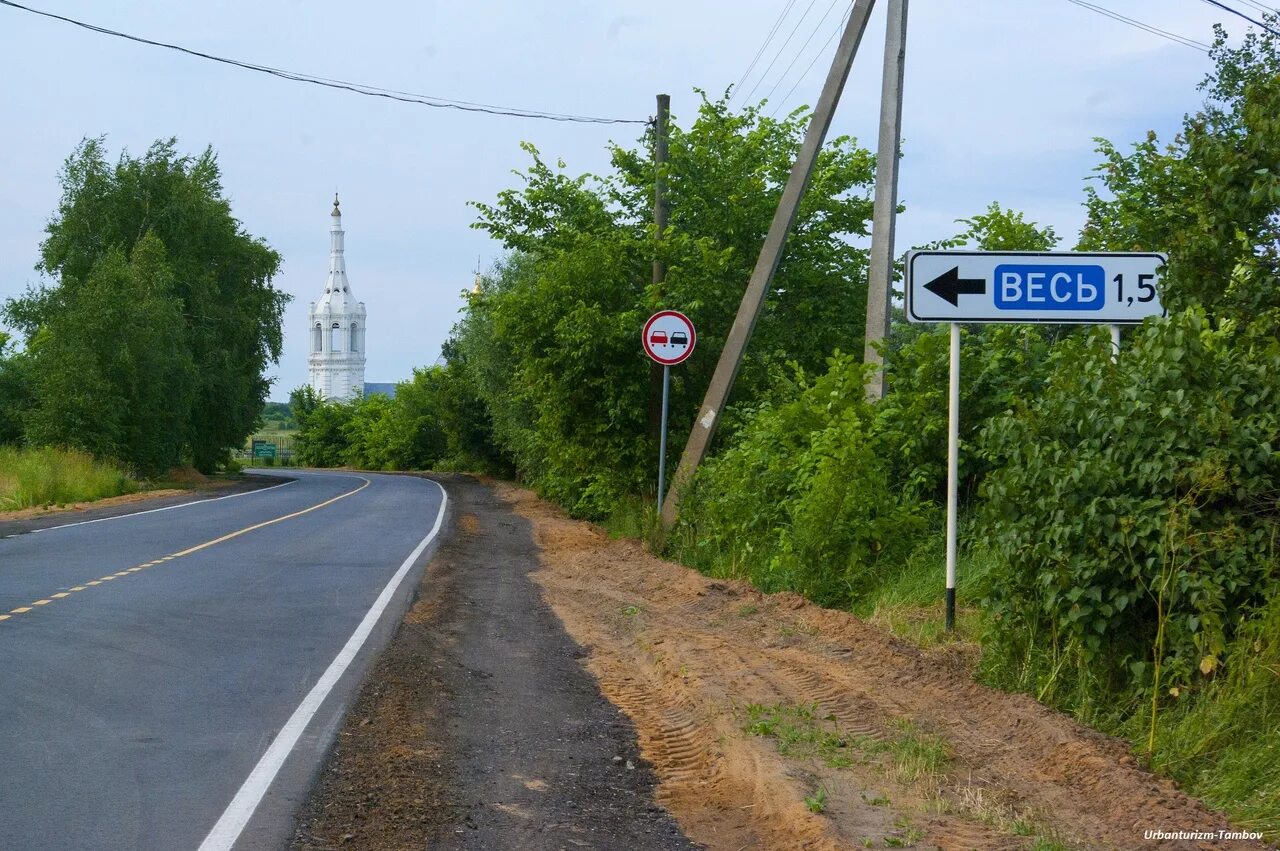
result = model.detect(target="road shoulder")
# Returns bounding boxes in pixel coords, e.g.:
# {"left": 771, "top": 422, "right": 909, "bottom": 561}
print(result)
{"left": 290, "top": 475, "right": 697, "bottom": 851}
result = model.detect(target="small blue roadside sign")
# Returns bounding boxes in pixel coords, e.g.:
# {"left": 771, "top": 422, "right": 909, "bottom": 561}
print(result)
{"left": 907, "top": 251, "right": 1166, "bottom": 324}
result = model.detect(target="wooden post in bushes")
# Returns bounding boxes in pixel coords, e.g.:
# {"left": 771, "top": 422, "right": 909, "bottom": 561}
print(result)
{"left": 648, "top": 95, "right": 672, "bottom": 455}
{"left": 660, "top": 0, "right": 878, "bottom": 531}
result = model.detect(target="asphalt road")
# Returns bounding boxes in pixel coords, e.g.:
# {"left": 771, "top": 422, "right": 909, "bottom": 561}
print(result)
{"left": 0, "top": 470, "right": 448, "bottom": 851}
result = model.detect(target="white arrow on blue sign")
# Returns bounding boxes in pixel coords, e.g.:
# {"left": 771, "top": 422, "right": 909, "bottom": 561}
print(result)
{"left": 906, "top": 250, "right": 1167, "bottom": 324}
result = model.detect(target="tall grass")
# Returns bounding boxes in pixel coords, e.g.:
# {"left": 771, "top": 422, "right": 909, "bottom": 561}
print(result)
{"left": 0, "top": 446, "right": 137, "bottom": 511}
{"left": 1116, "top": 591, "right": 1280, "bottom": 841}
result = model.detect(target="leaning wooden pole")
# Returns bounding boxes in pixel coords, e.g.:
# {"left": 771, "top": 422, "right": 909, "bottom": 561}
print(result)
{"left": 659, "top": 0, "right": 878, "bottom": 530}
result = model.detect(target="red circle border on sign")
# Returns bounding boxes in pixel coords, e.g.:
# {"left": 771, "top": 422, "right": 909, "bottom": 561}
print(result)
{"left": 642, "top": 310, "right": 696, "bottom": 366}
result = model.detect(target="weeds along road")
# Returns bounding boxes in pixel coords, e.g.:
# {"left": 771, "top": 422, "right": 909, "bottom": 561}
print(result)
{"left": 0, "top": 469, "right": 446, "bottom": 851}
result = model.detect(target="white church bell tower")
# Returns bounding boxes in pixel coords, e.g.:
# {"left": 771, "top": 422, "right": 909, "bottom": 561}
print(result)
{"left": 308, "top": 194, "right": 367, "bottom": 400}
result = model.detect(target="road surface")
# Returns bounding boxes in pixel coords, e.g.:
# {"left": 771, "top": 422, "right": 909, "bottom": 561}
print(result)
{"left": 0, "top": 469, "right": 447, "bottom": 851}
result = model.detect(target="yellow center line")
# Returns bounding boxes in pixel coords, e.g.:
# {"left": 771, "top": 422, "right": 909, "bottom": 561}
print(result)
{"left": 1, "top": 477, "right": 372, "bottom": 624}
{"left": 165, "top": 478, "right": 371, "bottom": 560}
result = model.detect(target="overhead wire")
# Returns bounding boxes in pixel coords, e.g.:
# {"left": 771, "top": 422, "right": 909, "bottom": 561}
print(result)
{"left": 1063, "top": 0, "right": 1212, "bottom": 52}
{"left": 0, "top": 0, "right": 646, "bottom": 125}
{"left": 770, "top": 4, "right": 852, "bottom": 117}
{"left": 740, "top": 0, "right": 825, "bottom": 105}
{"left": 1198, "top": 0, "right": 1280, "bottom": 37}
{"left": 1233, "top": 0, "right": 1279, "bottom": 15}
{"left": 761, "top": 0, "right": 847, "bottom": 108}
{"left": 730, "top": 0, "right": 801, "bottom": 104}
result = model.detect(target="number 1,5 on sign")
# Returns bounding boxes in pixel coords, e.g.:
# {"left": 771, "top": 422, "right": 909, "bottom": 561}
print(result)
{"left": 1115, "top": 273, "right": 1159, "bottom": 307}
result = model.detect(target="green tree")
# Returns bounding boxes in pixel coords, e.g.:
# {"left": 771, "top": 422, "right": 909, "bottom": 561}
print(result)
{"left": 290, "top": 386, "right": 355, "bottom": 469}
{"left": 5, "top": 138, "right": 288, "bottom": 471}
{"left": 1079, "top": 24, "right": 1280, "bottom": 325}
{"left": 22, "top": 235, "right": 195, "bottom": 473}
{"left": 0, "top": 332, "right": 32, "bottom": 446}
{"left": 461, "top": 94, "right": 877, "bottom": 516}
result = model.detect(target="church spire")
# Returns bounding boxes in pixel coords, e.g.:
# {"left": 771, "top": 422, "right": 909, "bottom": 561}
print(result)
{"left": 308, "top": 192, "right": 367, "bottom": 402}
{"left": 325, "top": 194, "right": 349, "bottom": 298}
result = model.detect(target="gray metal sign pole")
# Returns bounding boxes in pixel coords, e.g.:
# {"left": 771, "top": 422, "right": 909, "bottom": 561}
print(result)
{"left": 660, "top": 0, "right": 878, "bottom": 530}
{"left": 657, "top": 364, "right": 670, "bottom": 511}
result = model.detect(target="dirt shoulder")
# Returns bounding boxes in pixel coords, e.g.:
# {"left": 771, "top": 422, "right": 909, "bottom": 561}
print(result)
{"left": 290, "top": 475, "right": 697, "bottom": 850}
{"left": 502, "top": 481, "right": 1266, "bottom": 851}
{"left": 0, "top": 473, "right": 286, "bottom": 537}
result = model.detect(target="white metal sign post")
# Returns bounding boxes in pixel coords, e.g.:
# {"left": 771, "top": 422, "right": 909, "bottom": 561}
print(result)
{"left": 643, "top": 311, "right": 696, "bottom": 510}
{"left": 906, "top": 250, "right": 1166, "bottom": 630}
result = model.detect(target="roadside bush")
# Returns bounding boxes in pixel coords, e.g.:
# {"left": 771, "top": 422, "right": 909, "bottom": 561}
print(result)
{"left": 675, "top": 355, "right": 936, "bottom": 608}
{"left": 977, "top": 310, "right": 1280, "bottom": 713}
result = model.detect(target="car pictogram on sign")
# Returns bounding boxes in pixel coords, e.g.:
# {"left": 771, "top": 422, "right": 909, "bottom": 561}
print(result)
{"left": 642, "top": 310, "right": 696, "bottom": 366}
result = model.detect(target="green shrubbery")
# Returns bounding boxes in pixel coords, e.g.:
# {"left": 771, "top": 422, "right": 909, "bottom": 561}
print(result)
{"left": 289, "top": 366, "right": 510, "bottom": 474}
{"left": 0, "top": 446, "right": 136, "bottom": 510}
{"left": 977, "top": 312, "right": 1280, "bottom": 713}
{"left": 674, "top": 355, "right": 936, "bottom": 607}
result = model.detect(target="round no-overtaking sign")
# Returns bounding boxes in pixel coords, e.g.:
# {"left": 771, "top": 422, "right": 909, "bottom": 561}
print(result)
{"left": 642, "top": 310, "right": 696, "bottom": 366}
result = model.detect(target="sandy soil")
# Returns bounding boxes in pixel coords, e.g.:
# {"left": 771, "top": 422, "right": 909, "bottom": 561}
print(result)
{"left": 500, "top": 480, "right": 1265, "bottom": 851}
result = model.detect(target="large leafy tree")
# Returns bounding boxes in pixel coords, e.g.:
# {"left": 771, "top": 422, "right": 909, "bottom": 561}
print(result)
{"left": 23, "top": 235, "right": 194, "bottom": 471}
{"left": 1079, "top": 24, "right": 1280, "bottom": 326}
{"left": 462, "top": 94, "right": 877, "bottom": 515}
{"left": 5, "top": 138, "right": 288, "bottom": 472}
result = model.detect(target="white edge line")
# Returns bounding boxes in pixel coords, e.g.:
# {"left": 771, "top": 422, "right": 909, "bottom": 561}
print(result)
{"left": 25, "top": 479, "right": 298, "bottom": 535}
{"left": 197, "top": 477, "right": 448, "bottom": 851}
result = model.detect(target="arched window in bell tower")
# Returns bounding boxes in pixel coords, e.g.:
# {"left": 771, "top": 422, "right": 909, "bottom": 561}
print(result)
{"left": 330, "top": 322, "right": 342, "bottom": 352}
{"left": 350, "top": 323, "right": 360, "bottom": 352}
{"left": 312, "top": 322, "right": 323, "bottom": 353}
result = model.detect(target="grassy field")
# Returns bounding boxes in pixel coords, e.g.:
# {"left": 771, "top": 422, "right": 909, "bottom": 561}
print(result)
{"left": 0, "top": 446, "right": 138, "bottom": 511}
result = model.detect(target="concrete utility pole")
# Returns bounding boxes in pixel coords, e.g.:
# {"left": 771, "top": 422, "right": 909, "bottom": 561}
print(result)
{"left": 649, "top": 94, "right": 672, "bottom": 447}
{"left": 660, "top": 0, "right": 878, "bottom": 530}
{"left": 863, "top": 0, "right": 909, "bottom": 401}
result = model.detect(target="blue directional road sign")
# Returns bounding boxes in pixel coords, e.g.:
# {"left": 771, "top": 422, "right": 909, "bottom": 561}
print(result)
{"left": 906, "top": 251, "right": 1166, "bottom": 324}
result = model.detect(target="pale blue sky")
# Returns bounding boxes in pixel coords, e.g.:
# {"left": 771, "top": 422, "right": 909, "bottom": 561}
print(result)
{"left": 0, "top": 1, "right": 1245, "bottom": 398}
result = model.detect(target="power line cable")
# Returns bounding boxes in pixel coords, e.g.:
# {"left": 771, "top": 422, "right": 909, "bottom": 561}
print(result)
{"left": 1199, "top": 0, "right": 1280, "bottom": 37}
{"left": 0, "top": 0, "right": 646, "bottom": 124}
{"left": 730, "top": 0, "right": 800, "bottom": 103}
{"left": 771, "top": 6, "right": 852, "bottom": 117}
{"left": 761, "top": 0, "right": 846, "bottom": 107}
{"left": 740, "top": 0, "right": 824, "bottom": 105}
{"left": 1063, "top": 0, "right": 1212, "bottom": 51}
{"left": 1234, "top": 0, "right": 1280, "bottom": 16}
